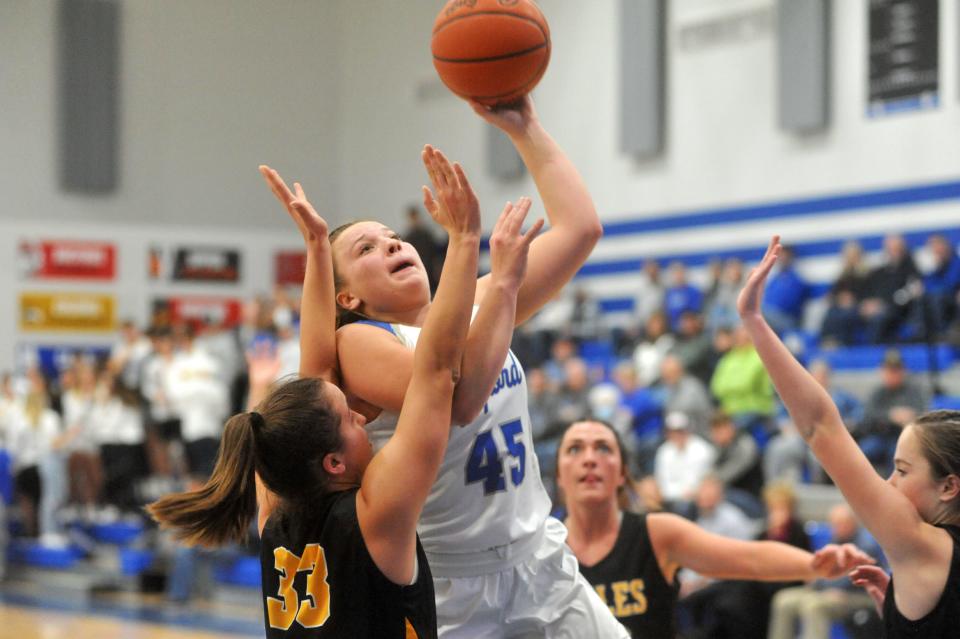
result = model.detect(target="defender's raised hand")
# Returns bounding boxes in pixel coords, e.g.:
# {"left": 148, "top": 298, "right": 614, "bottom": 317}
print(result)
{"left": 737, "top": 235, "right": 782, "bottom": 319}
{"left": 421, "top": 145, "right": 481, "bottom": 239}
{"left": 488, "top": 197, "right": 543, "bottom": 293}
{"left": 259, "top": 165, "right": 329, "bottom": 247}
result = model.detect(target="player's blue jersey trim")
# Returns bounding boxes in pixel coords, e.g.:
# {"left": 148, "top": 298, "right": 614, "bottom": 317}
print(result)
{"left": 355, "top": 319, "right": 396, "bottom": 336}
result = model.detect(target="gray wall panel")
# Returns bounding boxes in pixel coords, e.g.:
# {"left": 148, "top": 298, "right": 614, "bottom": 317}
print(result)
{"left": 620, "top": 0, "right": 665, "bottom": 157}
{"left": 778, "top": 0, "right": 830, "bottom": 133}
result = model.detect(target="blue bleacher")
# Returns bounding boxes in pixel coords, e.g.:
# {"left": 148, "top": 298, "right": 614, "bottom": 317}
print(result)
{"left": 806, "top": 344, "right": 957, "bottom": 372}
{"left": 213, "top": 555, "right": 261, "bottom": 588}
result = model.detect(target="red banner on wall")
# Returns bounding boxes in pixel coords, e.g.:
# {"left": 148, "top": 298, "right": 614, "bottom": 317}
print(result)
{"left": 275, "top": 251, "right": 307, "bottom": 285}
{"left": 18, "top": 240, "right": 116, "bottom": 280}
{"left": 155, "top": 296, "right": 243, "bottom": 329}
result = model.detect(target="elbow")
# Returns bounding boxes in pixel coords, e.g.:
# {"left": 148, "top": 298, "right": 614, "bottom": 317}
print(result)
{"left": 451, "top": 400, "right": 484, "bottom": 427}
{"left": 584, "top": 215, "right": 603, "bottom": 244}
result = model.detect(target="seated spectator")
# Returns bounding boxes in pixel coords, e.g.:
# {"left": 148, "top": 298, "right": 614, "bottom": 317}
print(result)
{"left": 709, "top": 411, "right": 763, "bottom": 502}
{"left": 610, "top": 362, "right": 663, "bottom": 474}
{"left": 768, "top": 503, "right": 883, "bottom": 639}
{"left": 858, "top": 349, "right": 927, "bottom": 475}
{"left": 762, "top": 245, "right": 810, "bottom": 335}
{"left": 657, "top": 355, "right": 712, "bottom": 438}
{"left": 632, "top": 311, "right": 675, "bottom": 387}
{"left": 542, "top": 335, "right": 577, "bottom": 388}
{"left": 633, "top": 258, "right": 665, "bottom": 330}
{"left": 664, "top": 261, "right": 703, "bottom": 331}
{"left": 654, "top": 411, "right": 715, "bottom": 516}
{"left": 710, "top": 325, "right": 776, "bottom": 436}
{"left": 669, "top": 310, "right": 716, "bottom": 385}
{"left": 820, "top": 240, "right": 871, "bottom": 347}
{"left": 705, "top": 257, "right": 745, "bottom": 334}
{"left": 920, "top": 233, "right": 960, "bottom": 339}
{"left": 859, "top": 234, "right": 920, "bottom": 343}
{"left": 568, "top": 286, "right": 603, "bottom": 343}
{"left": 553, "top": 357, "right": 593, "bottom": 428}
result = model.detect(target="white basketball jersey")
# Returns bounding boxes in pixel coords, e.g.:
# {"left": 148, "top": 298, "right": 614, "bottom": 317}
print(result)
{"left": 362, "top": 318, "right": 551, "bottom": 559}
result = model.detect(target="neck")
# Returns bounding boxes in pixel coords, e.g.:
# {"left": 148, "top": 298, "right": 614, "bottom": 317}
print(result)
{"left": 364, "top": 302, "right": 432, "bottom": 327}
{"left": 566, "top": 498, "right": 621, "bottom": 543}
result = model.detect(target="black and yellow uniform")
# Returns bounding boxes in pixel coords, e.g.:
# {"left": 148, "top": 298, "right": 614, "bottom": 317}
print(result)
{"left": 260, "top": 488, "right": 436, "bottom": 638}
{"left": 884, "top": 525, "right": 960, "bottom": 638}
{"left": 578, "top": 512, "right": 678, "bottom": 638}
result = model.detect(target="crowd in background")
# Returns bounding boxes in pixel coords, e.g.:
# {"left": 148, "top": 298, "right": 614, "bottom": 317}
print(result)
{"left": 0, "top": 229, "right": 956, "bottom": 632}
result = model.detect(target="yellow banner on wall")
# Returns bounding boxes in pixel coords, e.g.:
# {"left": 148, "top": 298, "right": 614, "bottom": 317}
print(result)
{"left": 20, "top": 292, "right": 116, "bottom": 332}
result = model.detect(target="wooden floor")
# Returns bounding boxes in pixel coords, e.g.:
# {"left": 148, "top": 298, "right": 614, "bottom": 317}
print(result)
{"left": 1, "top": 604, "right": 254, "bottom": 639}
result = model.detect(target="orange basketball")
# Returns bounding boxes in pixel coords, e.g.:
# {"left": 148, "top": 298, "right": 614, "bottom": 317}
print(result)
{"left": 431, "top": 0, "right": 551, "bottom": 106}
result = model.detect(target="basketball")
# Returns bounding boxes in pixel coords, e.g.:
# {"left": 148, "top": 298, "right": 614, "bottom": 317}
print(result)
{"left": 431, "top": 0, "right": 551, "bottom": 106}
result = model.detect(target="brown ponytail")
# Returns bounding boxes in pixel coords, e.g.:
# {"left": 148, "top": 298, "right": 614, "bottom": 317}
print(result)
{"left": 147, "top": 377, "right": 342, "bottom": 546}
{"left": 147, "top": 412, "right": 258, "bottom": 547}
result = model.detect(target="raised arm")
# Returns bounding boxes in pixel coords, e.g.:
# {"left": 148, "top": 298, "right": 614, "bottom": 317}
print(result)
{"left": 470, "top": 96, "right": 603, "bottom": 324}
{"left": 737, "top": 237, "right": 935, "bottom": 561}
{"left": 649, "top": 512, "right": 873, "bottom": 584}
{"left": 356, "top": 145, "right": 479, "bottom": 583}
{"left": 259, "top": 166, "right": 337, "bottom": 384}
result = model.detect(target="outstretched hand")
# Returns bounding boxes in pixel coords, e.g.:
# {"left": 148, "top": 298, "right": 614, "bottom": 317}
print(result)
{"left": 737, "top": 235, "right": 781, "bottom": 319}
{"left": 421, "top": 145, "right": 481, "bottom": 239}
{"left": 488, "top": 197, "right": 543, "bottom": 293}
{"left": 468, "top": 94, "right": 538, "bottom": 138}
{"left": 259, "top": 165, "right": 329, "bottom": 247}
{"left": 850, "top": 564, "right": 889, "bottom": 616}
{"left": 811, "top": 543, "right": 876, "bottom": 580}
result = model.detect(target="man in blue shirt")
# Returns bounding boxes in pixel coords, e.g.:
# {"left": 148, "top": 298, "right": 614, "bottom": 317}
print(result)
{"left": 762, "top": 245, "right": 809, "bottom": 335}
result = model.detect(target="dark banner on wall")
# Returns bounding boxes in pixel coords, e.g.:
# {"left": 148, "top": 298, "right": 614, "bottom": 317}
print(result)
{"left": 18, "top": 240, "right": 116, "bottom": 280}
{"left": 153, "top": 296, "right": 243, "bottom": 329}
{"left": 868, "top": 0, "right": 938, "bottom": 116}
{"left": 275, "top": 251, "right": 306, "bottom": 286}
{"left": 171, "top": 247, "right": 241, "bottom": 283}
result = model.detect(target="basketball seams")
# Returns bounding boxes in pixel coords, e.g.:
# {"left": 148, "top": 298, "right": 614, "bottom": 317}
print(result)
{"left": 433, "top": 42, "right": 548, "bottom": 64}
{"left": 435, "top": 43, "right": 550, "bottom": 101}
{"left": 432, "top": 10, "right": 548, "bottom": 42}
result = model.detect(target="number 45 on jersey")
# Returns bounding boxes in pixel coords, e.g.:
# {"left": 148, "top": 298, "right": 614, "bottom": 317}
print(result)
{"left": 465, "top": 418, "right": 526, "bottom": 494}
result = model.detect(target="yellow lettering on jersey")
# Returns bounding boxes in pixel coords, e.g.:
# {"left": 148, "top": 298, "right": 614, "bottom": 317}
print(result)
{"left": 602, "top": 579, "right": 648, "bottom": 619}
{"left": 266, "top": 544, "right": 332, "bottom": 630}
{"left": 612, "top": 581, "right": 631, "bottom": 617}
{"left": 404, "top": 617, "right": 419, "bottom": 639}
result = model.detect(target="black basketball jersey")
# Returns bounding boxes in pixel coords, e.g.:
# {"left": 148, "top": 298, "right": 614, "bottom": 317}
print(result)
{"left": 577, "top": 512, "right": 679, "bottom": 639}
{"left": 259, "top": 488, "right": 437, "bottom": 639}
{"left": 883, "top": 525, "right": 960, "bottom": 638}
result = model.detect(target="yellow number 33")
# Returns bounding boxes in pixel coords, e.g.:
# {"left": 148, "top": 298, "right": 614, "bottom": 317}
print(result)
{"left": 266, "top": 544, "right": 331, "bottom": 630}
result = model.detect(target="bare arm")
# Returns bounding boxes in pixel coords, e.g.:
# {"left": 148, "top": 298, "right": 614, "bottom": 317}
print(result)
{"left": 259, "top": 166, "right": 337, "bottom": 384}
{"left": 649, "top": 512, "right": 873, "bottom": 583}
{"left": 737, "top": 237, "right": 943, "bottom": 565}
{"left": 470, "top": 96, "right": 603, "bottom": 324}
{"left": 357, "top": 146, "right": 479, "bottom": 584}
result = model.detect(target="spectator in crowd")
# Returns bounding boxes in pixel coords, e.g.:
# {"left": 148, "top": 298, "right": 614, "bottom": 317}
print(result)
{"left": 568, "top": 286, "right": 604, "bottom": 343}
{"left": 761, "top": 245, "right": 810, "bottom": 335}
{"left": 609, "top": 361, "right": 662, "bottom": 474}
{"left": 920, "top": 233, "right": 960, "bottom": 339}
{"left": 633, "top": 311, "right": 675, "bottom": 387}
{"left": 8, "top": 368, "right": 63, "bottom": 540}
{"left": 664, "top": 261, "right": 703, "bottom": 331}
{"left": 542, "top": 335, "right": 578, "bottom": 387}
{"left": 633, "top": 258, "right": 665, "bottom": 329}
{"left": 402, "top": 204, "right": 443, "bottom": 292}
{"left": 704, "top": 257, "right": 745, "bottom": 334}
{"left": 709, "top": 410, "right": 763, "bottom": 502}
{"left": 528, "top": 367, "right": 564, "bottom": 502}
{"left": 768, "top": 503, "right": 884, "bottom": 639}
{"left": 669, "top": 310, "right": 715, "bottom": 385}
{"left": 93, "top": 370, "right": 148, "bottom": 514}
{"left": 657, "top": 355, "right": 712, "bottom": 439}
{"left": 710, "top": 324, "right": 775, "bottom": 436}
{"left": 820, "top": 240, "right": 871, "bottom": 347}
{"left": 60, "top": 358, "right": 102, "bottom": 519}
{"left": 858, "top": 349, "right": 927, "bottom": 475}
{"left": 553, "top": 357, "right": 593, "bottom": 427}
{"left": 108, "top": 319, "right": 152, "bottom": 393}
{"left": 195, "top": 316, "right": 245, "bottom": 413}
{"left": 860, "top": 234, "right": 920, "bottom": 343}
{"left": 164, "top": 324, "right": 229, "bottom": 480}
{"left": 654, "top": 411, "right": 715, "bottom": 515}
